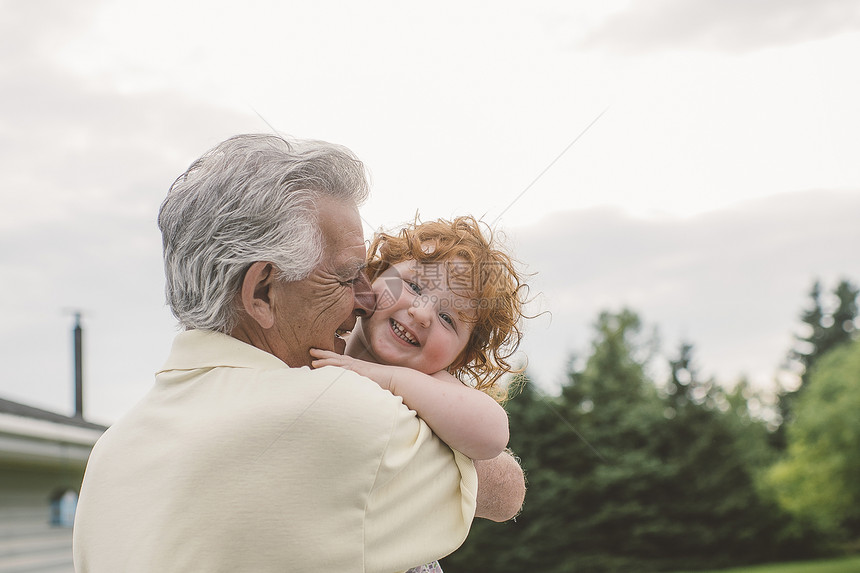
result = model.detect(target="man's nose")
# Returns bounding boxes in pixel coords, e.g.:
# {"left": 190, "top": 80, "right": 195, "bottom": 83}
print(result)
{"left": 352, "top": 272, "right": 376, "bottom": 318}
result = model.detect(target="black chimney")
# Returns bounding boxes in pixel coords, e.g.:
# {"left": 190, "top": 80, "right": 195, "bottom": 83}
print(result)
{"left": 73, "top": 312, "right": 83, "bottom": 419}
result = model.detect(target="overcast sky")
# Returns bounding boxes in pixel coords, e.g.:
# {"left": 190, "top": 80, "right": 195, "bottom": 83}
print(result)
{"left": 2, "top": 0, "right": 859, "bottom": 425}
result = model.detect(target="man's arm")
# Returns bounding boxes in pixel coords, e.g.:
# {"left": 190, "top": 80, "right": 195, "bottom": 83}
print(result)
{"left": 473, "top": 450, "right": 526, "bottom": 522}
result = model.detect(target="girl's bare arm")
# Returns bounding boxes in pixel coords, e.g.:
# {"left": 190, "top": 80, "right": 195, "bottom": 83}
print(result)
{"left": 310, "top": 348, "right": 509, "bottom": 460}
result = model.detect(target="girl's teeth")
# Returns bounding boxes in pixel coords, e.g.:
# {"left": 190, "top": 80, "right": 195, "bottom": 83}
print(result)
{"left": 391, "top": 320, "right": 418, "bottom": 345}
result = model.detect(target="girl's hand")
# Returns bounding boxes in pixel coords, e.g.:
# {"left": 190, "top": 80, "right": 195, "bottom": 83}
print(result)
{"left": 309, "top": 348, "right": 394, "bottom": 390}
{"left": 309, "top": 348, "right": 356, "bottom": 370}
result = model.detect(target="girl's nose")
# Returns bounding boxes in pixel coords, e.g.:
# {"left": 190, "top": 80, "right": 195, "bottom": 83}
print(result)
{"left": 408, "top": 299, "right": 433, "bottom": 328}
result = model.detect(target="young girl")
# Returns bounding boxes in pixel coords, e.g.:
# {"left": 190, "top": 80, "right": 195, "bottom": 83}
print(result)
{"left": 311, "top": 215, "right": 528, "bottom": 573}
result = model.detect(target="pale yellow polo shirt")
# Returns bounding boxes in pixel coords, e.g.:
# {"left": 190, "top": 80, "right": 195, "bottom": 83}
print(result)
{"left": 74, "top": 329, "right": 477, "bottom": 573}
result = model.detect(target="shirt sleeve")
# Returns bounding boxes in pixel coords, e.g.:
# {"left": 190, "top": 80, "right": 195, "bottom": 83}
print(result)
{"left": 363, "top": 398, "right": 478, "bottom": 573}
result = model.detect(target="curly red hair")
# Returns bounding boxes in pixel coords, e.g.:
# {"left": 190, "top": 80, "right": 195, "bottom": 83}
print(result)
{"left": 365, "top": 216, "right": 528, "bottom": 401}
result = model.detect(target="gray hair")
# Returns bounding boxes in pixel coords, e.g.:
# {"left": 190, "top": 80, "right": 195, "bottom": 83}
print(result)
{"left": 157, "top": 133, "right": 370, "bottom": 333}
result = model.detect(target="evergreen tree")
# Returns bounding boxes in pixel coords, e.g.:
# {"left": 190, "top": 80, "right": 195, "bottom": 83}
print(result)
{"left": 653, "top": 344, "right": 810, "bottom": 568}
{"left": 445, "top": 310, "right": 820, "bottom": 573}
{"left": 767, "top": 339, "right": 860, "bottom": 540}
{"left": 445, "top": 309, "right": 659, "bottom": 573}
{"left": 781, "top": 279, "right": 859, "bottom": 430}
{"left": 790, "top": 279, "right": 858, "bottom": 384}
{"left": 440, "top": 372, "right": 572, "bottom": 572}
{"left": 791, "top": 280, "right": 826, "bottom": 382}
{"left": 822, "top": 280, "right": 859, "bottom": 355}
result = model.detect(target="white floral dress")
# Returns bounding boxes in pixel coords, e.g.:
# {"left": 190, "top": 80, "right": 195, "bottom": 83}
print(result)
{"left": 405, "top": 560, "right": 443, "bottom": 573}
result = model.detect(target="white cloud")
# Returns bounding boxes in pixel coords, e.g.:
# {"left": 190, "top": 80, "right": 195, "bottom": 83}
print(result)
{"left": 1, "top": 0, "right": 859, "bottom": 424}
{"left": 513, "top": 190, "right": 860, "bottom": 392}
{"left": 577, "top": 0, "right": 860, "bottom": 53}
{"left": 0, "top": 0, "right": 266, "bottom": 421}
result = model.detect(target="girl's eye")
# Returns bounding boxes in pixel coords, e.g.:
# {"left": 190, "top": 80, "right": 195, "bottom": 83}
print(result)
{"left": 406, "top": 281, "right": 422, "bottom": 295}
{"left": 440, "top": 313, "right": 454, "bottom": 326}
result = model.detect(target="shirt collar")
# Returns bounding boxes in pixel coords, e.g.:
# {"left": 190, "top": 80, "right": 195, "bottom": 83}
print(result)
{"left": 157, "top": 329, "right": 289, "bottom": 374}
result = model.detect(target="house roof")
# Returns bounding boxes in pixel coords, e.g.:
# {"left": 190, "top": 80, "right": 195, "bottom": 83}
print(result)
{"left": 0, "top": 397, "right": 107, "bottom": 467}
{"left": 0, "top": 397, "right": 107, "bottom": 431}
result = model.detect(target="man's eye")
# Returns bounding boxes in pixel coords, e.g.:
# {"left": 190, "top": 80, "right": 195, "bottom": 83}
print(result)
{"left": 406, "top": 281, "right": 422, "bottom": 295}
{"left": 340, "top": 278, "right": 358, "bottom": 287}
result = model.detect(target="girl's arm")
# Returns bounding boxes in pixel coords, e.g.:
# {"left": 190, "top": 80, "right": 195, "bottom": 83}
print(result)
{"left": 310, "top": 348, "right": 509, "bottom": 460}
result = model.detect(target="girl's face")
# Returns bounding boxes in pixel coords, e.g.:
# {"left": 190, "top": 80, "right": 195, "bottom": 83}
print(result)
{"left": 353, "top": 259, "right": 477, "bottom": 375}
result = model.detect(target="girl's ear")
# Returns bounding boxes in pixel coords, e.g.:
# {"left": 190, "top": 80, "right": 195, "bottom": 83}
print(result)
{"left": 240, "top": 261, "right": 276, "bottom": 330}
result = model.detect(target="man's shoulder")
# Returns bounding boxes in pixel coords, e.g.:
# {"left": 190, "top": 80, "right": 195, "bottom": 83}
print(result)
{"left": 261, "top": 364, "right": 398, "bottom": 399}
{"left": 244, "top": 364, "right": 416, "bottom": 428}
{"left": 100, "top": 364, "right": 420, "bottom": 465}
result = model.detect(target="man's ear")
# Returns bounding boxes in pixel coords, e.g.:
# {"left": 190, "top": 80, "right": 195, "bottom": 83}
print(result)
{"left": 240, "top": 261, "right": 277, "bottom": 330}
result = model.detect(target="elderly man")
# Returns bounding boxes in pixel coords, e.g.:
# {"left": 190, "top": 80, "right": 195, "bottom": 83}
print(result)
{"left": 73, "top": 134, "right": 525, "bottom": 572}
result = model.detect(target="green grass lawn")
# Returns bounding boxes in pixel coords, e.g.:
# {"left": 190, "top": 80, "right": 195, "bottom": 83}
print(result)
{"left": 673, "top": 556, "right": 860, "bottom": 573}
